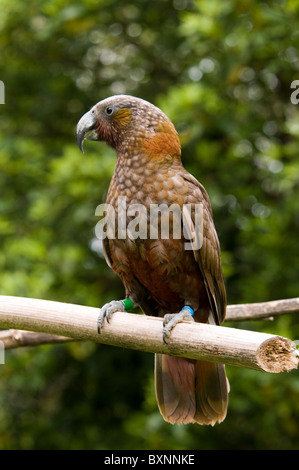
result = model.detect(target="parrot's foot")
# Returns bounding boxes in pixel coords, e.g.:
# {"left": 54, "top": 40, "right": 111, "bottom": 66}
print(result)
{"left": 163, "top": 307, "right": 194, "bottom": 344}
{"left": 97, "top": 300, "right": 125, "bottom": 333}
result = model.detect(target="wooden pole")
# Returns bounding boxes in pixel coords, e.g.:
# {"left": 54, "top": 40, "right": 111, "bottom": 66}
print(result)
{"left": 0, "top": 329, "right": 73, "bottom": 349}
{"left": 0, "top": 295, "right": 298, "bottom": 373}
{"left": 226, "top": 297, "right": 299, "bottom": 321}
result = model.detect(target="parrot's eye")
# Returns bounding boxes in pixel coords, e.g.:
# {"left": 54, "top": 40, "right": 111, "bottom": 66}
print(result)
{"left": 105, "top": 106, "right": 114, "bottom": 116}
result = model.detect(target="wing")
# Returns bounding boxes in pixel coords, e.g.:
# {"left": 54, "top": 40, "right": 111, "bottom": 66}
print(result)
{"left": 181, "top": 170, "right": 226, "bottom": 325}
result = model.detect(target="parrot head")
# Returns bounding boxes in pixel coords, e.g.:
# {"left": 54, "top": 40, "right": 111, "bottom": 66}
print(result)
{"left": 76, "top": 95, "right": 181, "bottom": 158}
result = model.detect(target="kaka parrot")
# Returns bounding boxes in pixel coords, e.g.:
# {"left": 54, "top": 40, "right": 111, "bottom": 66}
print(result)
{"left": 76, "top": 95, "right": 229, "bottom": 425}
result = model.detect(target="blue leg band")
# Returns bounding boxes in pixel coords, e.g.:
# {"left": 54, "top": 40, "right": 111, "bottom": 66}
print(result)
{"left": 182, "top": 305, "right": 194, "bottom": 317}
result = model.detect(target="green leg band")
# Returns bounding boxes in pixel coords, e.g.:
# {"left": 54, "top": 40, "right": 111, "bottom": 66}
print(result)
{"left": 122, "top": 298, "right": 134, "bottom": 311}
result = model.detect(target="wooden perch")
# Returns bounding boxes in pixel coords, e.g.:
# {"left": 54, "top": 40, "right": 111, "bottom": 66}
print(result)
{"left": 0, "top": 295, "right": 298, "bottom": 373}
{"left": 0, "top": 329, "right": 73, "bottom": 349}
{"left": 226, "top": 297, "right": 299, "bottom": 321}
{"left": 2, "top": 296, "right": 298, "bottom": 349}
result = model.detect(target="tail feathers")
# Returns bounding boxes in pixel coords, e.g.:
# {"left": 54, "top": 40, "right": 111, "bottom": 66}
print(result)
{"left": 155, "top": 354, "right": 196, "bottom": 424}
{"left": 194, "top": 360, "right": 229, "bottom": 425}
{"left": 155, "top": 354, "right": 229, "bottom": 425}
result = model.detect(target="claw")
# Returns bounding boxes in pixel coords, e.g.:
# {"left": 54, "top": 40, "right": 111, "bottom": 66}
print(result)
{"left": 97, "top": 300, "right": 125, "bottom": 333}
{"left": 163, "top": 307, "right": 194, "bottom": 344}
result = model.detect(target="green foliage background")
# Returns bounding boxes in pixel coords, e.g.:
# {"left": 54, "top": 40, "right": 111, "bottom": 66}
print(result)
{"left": 0, "top": 0, "right": 299, "bottom": 450}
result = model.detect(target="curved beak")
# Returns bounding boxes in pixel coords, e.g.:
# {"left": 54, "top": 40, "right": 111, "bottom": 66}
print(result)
{"left": 76, "top": 110, "right": 97, "bottom": 153}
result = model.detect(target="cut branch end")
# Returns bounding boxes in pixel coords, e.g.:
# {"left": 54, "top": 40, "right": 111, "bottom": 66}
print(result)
{"left": 257, "top": 336, "right": 299, "bottom": 373}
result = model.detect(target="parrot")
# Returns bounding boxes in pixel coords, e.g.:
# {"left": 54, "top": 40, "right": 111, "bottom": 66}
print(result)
{"left": 76, "top": 95, "right": 229, "bottom": 425}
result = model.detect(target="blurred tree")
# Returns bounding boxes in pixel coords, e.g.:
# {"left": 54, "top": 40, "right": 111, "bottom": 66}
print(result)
{"left": 0, "top": 0, "right": 298, "bottom": 450}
